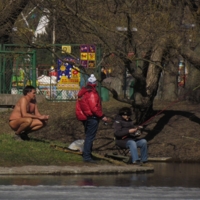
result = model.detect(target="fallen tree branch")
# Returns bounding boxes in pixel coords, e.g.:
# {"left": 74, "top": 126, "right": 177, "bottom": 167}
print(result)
{"left": 50, "top": 144, "right": 126, "bottom": 166}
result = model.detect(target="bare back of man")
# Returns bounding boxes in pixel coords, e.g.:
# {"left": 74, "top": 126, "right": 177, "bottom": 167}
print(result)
{"left": 9, "top": 86, "right": 49, "bottom": 140}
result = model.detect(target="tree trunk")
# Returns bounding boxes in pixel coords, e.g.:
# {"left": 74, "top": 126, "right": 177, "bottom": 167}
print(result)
{"left": 159, "top": 50, "right": 179, "bottom": 101}
{"left": 146, "top": 41, "right": 166, "bottom": 98}
{"left": 185, "top": 63, "right": 200, "bottom": 102}
{"left": 133, "top": 41, "right": 166, "bottom": 124}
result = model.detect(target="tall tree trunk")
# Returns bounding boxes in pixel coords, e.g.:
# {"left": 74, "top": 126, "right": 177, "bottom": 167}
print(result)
{"left": 160, "top": 50, "right": 179, "bottom": 100}
{"left": 185, "top": 63, "right": 200, "bottom": 102}
{"left": 133, "top": 41, "right": 166, "bottom": 124}
{"left": 146, "top": 41, "right": 166, "bottom": 98}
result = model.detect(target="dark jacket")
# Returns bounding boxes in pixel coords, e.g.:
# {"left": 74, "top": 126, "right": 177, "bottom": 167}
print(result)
{"left": 75, "top": 83, "right": 104, "bottom": 121}
{"left": 101, "top": 72, "right": 106, "bottom": 82}
{"left": 113, "top": 115, "right": 137, "bottom": 148}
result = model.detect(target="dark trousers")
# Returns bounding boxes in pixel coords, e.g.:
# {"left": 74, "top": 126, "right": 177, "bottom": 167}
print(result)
{"left": 82, "top": 117, "right": 99, "bottom": 161}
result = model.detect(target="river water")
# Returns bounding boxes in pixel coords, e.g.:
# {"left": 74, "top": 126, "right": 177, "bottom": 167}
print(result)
{"left": 0, "top": 163, "right": 200, "bottom": 199}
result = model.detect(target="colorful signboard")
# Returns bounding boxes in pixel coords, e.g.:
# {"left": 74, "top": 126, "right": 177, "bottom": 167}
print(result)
{"left": 57, "top": 57, "right": 80, "bottom": 90}
{"left": 80, "top": 44, "right": 96, "bottom": 68}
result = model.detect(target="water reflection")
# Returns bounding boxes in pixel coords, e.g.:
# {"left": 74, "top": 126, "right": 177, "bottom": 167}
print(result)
{"left": 1, "top": 163, "right": 200, "bottom": 187}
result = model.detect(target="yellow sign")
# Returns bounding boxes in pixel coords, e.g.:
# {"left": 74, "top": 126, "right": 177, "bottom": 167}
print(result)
{"left": 57, "top": 68, "right": 80, "bottom": 90}
{"left": 57, "top": 83, "right": 80, "bottom": 90}
{"left": 62, "top": 46, "right": 71, "bottom": 53}
{"left": 80, "top": 53, "right": 88, "bottom": 60}
{"left": 88, "top": 53, "right": 95, "bottom": 60}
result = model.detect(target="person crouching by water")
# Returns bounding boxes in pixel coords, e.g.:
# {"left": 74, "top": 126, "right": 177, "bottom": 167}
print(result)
{"left": 76, "top": 74, "right": 108, "bottom": 163}
{"left": 113, "top": 107, "right": 149, "bottom": 166}
{"left": 9, "top": 85, "right": 49, "bottom": 141}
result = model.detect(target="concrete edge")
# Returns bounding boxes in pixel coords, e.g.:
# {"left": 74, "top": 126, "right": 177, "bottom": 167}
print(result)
{"left": 0, "top": 94, "right": 46, "bottom": 106}
{"left": 0, "top": 165, "right": 154, "bottom": 175}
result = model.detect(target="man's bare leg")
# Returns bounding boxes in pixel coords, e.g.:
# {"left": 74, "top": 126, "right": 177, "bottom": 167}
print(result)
{"left": 20, "top": 119, "right": 47, "bottom": 141}
{"left": 9, "top": 118, "right": 33, "bottom": 135}
{"left": 9, "top": 118, "right": 47, "bottom": 141}
{"left": 28, "top": 119, "right": 46, "bottom": 132}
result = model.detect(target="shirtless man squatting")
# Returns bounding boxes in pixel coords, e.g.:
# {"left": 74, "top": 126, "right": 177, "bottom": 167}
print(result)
{"left": 9, "top": 85, "right": 49, "bottom": 141}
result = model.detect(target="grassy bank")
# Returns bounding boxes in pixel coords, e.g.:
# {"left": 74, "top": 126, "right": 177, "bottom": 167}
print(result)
{"left": 0, "top": 134, "right": 83, "bottom": 167}
{"left": 0, "top": 97, "right": 129, "bottom": 167}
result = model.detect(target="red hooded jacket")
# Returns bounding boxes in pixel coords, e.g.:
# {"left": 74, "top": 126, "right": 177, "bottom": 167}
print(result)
{"left": 75, "top": 83, "right": 104, "bottom": 121}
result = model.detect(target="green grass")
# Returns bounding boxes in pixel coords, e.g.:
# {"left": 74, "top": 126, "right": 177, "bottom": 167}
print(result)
{"left": 0, "top": 134, "right": 83, "bottom": 167}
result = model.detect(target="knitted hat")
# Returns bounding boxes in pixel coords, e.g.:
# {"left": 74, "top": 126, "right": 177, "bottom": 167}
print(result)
{"left": 88, "top": 74, "right": 97, "bottom": 84}
{"left": 119, "top": 107, "right": 132, "bottom": 116}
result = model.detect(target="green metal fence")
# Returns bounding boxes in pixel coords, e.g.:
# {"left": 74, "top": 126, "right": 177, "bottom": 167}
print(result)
{"left": 0, "top": 50, "right": 36, "bottom": 94}
{"left": 0, "top": 44, "right": 102, "bottom": 101}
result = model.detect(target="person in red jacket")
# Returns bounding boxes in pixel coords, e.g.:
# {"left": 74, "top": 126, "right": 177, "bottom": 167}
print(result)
{"left": 76, "top": 74, "right": 108, "bottom": 163}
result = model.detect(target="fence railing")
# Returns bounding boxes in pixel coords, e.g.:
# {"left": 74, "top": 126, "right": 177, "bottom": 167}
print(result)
{"left": 0, "top": 44, "right": 102, "bottom": 101}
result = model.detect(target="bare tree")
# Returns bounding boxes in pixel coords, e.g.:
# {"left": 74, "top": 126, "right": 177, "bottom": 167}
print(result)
{"left": 0, "top": 0, "right": 30, "bottom": 44}
{"left": 5, "top": 0, "right": 200, "bottom": 123}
